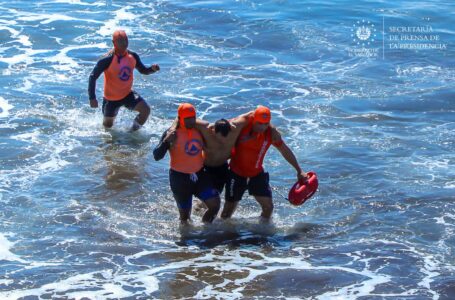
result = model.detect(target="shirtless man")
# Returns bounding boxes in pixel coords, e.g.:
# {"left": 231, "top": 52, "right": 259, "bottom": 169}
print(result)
{"left": 194, "top": 114, "right": 251, "bottom": 193}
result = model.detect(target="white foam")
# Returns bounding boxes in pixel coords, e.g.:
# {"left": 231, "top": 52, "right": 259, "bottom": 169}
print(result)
{"left": 396, "top": 65, "right": 443, "bottom": 77}
{"left": 17, "top": 13, "right": 100, "bottom": 25}
{"left": 162, "top": 91, "right": 203, "bottom": 102}
{"left": 435, "top": 216, "right": 445, "bottom": 225}
{"left": 0, "top": 18, "right": 17, "bottom": 25}
{"left": 125, "top": 247, "right": 393, "bottom": 299}
{"left": 316, "top": 268, "right": 390, "bottom": 299}
{"left": 0, "top": 52, "right": 33, "bottom": 67}
{"left": 11, "top": 128, "right": 41, "bottom": 143}
{"left": 0, "top": 48, "right": 51, "bottom": 69}
{"left": 6, "top": 117, "right": 81, "bottom": 189}
{"left": 39, "top": 157, "right": 70, "bottom": 171}
{"left": 44, "top": 42, "right": 107, "bottom": 72}
{"left": 0, "top": 233, "right": 26, "bottom": 263}
{"left": 0, "top": 97, "right": 13, "bottom": 118}
{"left": 293, "top": 87, "right": 311, "bottom": 96}
{"left": 41, "top": 14, "right": 80, "bottom": 25}
{"left": 411, "top": 157, "right": 450, "bottom": 170}
{"left": 0, "top": 25, "right": 20, "bottom": 37}
{"left": 51, "top": 0, "right": 104, "bottom": 6}
{"left": 18, "top": 14, "right": 67, "bottom": 23}
{"left": 98, "top": 6, "right": 136, "bottom": 37}
{"left": 0, "top": 236, "right": 445, "bottom": 299}
{"left": 0, "top": 269, "right": 159, "bottom": 300}
{"left": 0, "top": 279, "right": 14, "bottom": 286}
{"left": 14, "top": 78, "right": 33, "bottom": 92}
{"left": 18, "top": 35, "right": 32, "bottom": 47}
{"left": 435, "top": 213, "right": 455, "bottom": 225}
{"left": 410, "top": 246, "right": 440, "bottom": 300}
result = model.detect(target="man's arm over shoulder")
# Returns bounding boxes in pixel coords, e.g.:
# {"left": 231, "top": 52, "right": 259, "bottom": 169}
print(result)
{"left": 194, "top": 119, "right": 212, "bottom": 142}
{"left": 230, "top": 111, "right": 253, "bottom": 131}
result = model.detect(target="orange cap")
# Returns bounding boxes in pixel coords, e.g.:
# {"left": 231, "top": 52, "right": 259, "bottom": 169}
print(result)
{"left": 253, "top": 105, "right": 271, "bottom": 124}
{"left": 178, "top": 103, "right": 196, "bottom": 129}
{"left": 178, "top": 103, "right": 196, "bottom": 119}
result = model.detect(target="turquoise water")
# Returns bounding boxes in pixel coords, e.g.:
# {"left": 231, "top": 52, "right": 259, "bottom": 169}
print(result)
{"left": 0, "top": 0, "right": 454, "bottom": 298}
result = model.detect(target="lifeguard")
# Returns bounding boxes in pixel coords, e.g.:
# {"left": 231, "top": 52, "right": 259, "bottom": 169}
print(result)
{"left": 153, "top": 103, "right": 220, "bottom": 224}
{"left": 222, "top": 105, "right": 309, "bottom": 220}
{"left": 88, "top": 30, "right": 160, "bottom": 131}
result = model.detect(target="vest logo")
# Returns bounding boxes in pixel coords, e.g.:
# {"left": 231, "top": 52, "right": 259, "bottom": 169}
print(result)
{"left": 118, "top": 66, "right": 132, "bottom": 81}
{"left": 185, "top": 139, "right": 202, "bottom": 156}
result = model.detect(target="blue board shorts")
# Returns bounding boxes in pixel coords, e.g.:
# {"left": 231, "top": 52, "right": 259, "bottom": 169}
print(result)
{"left": 169, "top": 168, "right": 219, "bottom": 210}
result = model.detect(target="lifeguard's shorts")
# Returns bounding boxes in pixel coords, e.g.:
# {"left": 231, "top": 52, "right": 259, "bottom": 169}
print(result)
{"left": 102, "top": 91, "right": 144, "bottom": 117}
{"left": 169, "top": 168, "right": 219, "bottom": 210}
{"left": 225, "top": 170, "right": 272, "bottom": 202}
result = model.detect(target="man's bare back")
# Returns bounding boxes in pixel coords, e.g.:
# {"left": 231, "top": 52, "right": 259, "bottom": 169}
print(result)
{"left": 196, "top": 112, "right": 252, "bottom": 167}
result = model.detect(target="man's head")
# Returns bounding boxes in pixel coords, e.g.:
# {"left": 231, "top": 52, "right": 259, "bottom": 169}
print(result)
{"left": 112, "top": 30, "right": 128, "bottom": 56}
{"left": 214, "top": 119, "right": 231, "bottom": 139}
{"left": 178, "top": 103, "right": 196, "bottom": 129}
{"left": 252, "top": 105, "right": 271, "bottom": 133}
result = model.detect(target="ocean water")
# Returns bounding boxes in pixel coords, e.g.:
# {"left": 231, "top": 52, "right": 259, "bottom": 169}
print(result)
{"left": 0, "top": 0, "right": 454, "bottom": 299}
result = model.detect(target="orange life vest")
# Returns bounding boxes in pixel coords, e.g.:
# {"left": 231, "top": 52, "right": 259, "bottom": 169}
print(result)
{"left": 230, "top": 117, "right": 276, "bottom": 177}
{"left": 103, "top": 52, "right": 136, "bottom": 101}
{"left": 170, "top": 128, "right": 204, "bottom": 174}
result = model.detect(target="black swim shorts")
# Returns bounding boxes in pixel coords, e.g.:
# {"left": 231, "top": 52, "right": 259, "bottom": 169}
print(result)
{"left": 102, "top": 91, "right": 144, "bottom": 117}
{"left": 225, "top": 169, "right": 272, "bottom": 202}
{"left": 204, "top": 162, "right": 229, "bottom": 194}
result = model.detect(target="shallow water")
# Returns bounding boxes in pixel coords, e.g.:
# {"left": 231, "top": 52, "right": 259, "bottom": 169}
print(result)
{"left": 0, "top": 0, "right": 454, "bottom": 299}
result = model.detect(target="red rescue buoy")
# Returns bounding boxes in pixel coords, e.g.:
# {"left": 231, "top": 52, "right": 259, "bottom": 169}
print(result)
{"left": 288, "top": 171, "right": 318, "bottom": 206}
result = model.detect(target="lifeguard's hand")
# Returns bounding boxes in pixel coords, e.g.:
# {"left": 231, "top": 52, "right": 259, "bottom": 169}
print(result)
{"left": 151, "top": 64, "right": 160, "bottom": 72}
{"left": 90, "top": 99, "right": 98, "bottom": 108}
{"left": 164, "top": 129, "right": 177, "bottom": 144}
{"left": 297, "top": 171, "right": 308, "bottom": 183}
